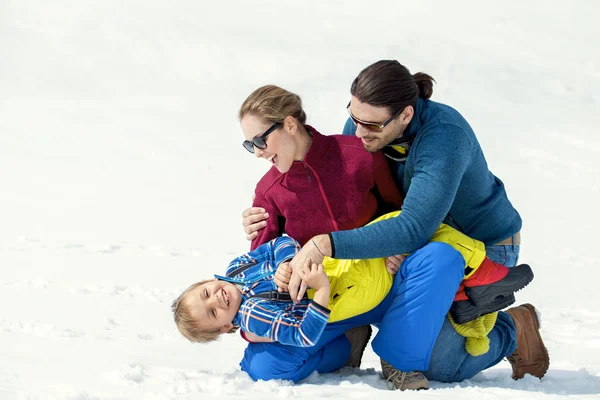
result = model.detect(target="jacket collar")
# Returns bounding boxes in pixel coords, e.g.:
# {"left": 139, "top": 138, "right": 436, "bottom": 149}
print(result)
{"left": 288, "top": 125, "right": 330, "bottom": 172}
{"left": 403, "top": 97, "right": 426, "bottom": 139}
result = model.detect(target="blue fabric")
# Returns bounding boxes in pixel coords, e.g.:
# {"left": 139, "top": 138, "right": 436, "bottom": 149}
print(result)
{"left": 485, "top": 245, "right": 520, "bottom": 268}
{"left": 425, "top": 311, "right": 517, "bottom": 382}
{"left": 240, "top": 242, "right": 465, "bottom": 381}
{"left": 219, "top": 237, "right": 331, "bottom": 347}
{"left": 334, "top": 98, "right": 522, "bottom": 259}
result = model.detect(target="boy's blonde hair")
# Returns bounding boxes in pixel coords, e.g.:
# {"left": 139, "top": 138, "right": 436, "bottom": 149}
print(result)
{"left": 171, "top": 280, "right": 239, "bottom": 343}
{"left": 238, "top": 85, "right": 307, "bottom": 125}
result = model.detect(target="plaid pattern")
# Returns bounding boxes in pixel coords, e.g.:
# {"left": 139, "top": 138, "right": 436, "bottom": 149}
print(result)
{"left": 218, "top": 236, "right": 331, "bottom": 347}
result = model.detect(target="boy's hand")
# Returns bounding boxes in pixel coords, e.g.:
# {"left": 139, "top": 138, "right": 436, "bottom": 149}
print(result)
{"left": 296, "top": 259, "right": 330, "bottom": 309}
{"left": 274, "top": 261, "right": 292, "bottom": 292}
{"left": 296, "top": 259, "right": 329, "bottom": 292}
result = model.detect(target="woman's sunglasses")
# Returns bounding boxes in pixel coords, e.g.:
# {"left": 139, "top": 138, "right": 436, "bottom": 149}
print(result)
{"left": 242, "top": 122, "right": 281, "bottom": 153}
{"left": 346, "top": 102, "right": 403, "bottom": 133}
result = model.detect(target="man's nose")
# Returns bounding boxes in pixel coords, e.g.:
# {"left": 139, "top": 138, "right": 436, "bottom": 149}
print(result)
{"left": 254, "top": 147, "right": 265, "bottom": 158}
{"left": 355, "top": 125, "right": 369, "bottom": 138}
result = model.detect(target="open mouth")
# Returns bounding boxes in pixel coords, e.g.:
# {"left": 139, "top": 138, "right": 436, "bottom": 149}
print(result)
{"left": 266, "top": 154, "right": 277, "bottom": 164}
{"left": 221, "top": 288, "right": 230, "bottom": 307}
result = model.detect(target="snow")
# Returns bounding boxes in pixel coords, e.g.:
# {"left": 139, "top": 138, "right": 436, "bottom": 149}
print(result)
{"left": 1, "top": 1, "right": 599, "bottom": 399}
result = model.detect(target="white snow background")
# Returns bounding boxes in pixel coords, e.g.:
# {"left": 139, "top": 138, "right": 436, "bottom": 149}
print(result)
{"left": 1, "top": 1, "right": 600, "bottom": 399}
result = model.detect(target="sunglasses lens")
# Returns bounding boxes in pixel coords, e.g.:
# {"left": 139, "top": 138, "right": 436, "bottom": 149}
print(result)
{"left": 243, "top": 141, "right": 255, "bottom": 153}
{"left": 253, "top": 138, "right": 267, "bottom": 150}
{"left": 362, "top": 122, "right": 382, "bottom": 132}
{"left": 350, "top": 116, "right": 381, "bottom": 132}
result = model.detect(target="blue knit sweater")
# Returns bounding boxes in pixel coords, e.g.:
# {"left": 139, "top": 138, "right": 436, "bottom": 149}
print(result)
{"left": 332, "top": 98, "right": 521, "bottom": 259}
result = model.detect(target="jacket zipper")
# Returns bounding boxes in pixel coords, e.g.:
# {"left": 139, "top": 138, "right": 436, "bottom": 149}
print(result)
{"left": 303, "top": 162, "right": 312, "bottom": 182}
{"left": 303, "top": 161, "right": 339, "bottom": 231}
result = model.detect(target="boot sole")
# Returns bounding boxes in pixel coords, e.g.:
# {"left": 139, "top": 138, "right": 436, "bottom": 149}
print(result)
{"left": 466, "top": 264, "right": 534, "bottom": 306}
{"left": 451, "top": 293, "right": 516, "bottom": 324}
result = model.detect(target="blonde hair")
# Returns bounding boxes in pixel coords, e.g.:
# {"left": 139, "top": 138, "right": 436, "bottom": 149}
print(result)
{"left": 171, "top": 280, "right": 239, "bottom": 343}
{"left": 239, "top": 85, "right": 307, "bottom": 125}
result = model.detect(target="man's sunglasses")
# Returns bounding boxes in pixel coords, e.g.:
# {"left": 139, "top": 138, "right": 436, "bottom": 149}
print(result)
{"left": 346, "top": 101, "right": 403, "bottom": 133}
{"left": 242, "top": 122, "right": 281, "bottom": 153}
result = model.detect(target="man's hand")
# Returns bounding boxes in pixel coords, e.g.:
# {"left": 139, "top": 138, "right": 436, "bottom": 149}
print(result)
{"left": 289, "top": 235, "right": 331, "bottom": 302}
{"left": 274, "top": 261, "right": 293, "bottom": 292}
{"left": 385, "top": 254, "right": 406, "bottom": 275}
{"left": 242, "top": 207, "right": 269, "bottom": 241}
{"left": 295, "top": 259, "right": 330, "bottom": 309}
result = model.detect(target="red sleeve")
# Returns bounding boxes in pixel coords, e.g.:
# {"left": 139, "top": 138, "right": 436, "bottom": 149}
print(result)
{"left": 250, "top": 190, "right": 282, "bottom": 251}
{"left": 372, "top": 151, "right": 404, "bottom": 209}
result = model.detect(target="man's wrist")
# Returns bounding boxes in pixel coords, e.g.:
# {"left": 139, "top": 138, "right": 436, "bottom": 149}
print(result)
{"left": 314, "top": 234, "right": 332, "bottom": 257}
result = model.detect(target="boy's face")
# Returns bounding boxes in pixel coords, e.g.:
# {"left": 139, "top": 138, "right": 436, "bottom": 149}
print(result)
{"left": 185, "top": 279, "right": 242, "bottom": 333}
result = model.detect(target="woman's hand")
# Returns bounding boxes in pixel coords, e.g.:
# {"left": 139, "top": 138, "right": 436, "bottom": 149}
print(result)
{"left": 241, "top": 207, "right": 269, "bottom": 241}
{"left": 385, "top": 254, "right": 406, "bottom": 275}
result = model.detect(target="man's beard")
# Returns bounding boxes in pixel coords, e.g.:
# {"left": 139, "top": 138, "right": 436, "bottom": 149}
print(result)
{"left": 362, "top": 138, "right": 387, "bottom": 153}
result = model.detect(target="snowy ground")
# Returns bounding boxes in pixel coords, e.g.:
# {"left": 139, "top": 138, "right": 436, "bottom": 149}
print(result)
{"left": 1, "top": 1, "right": 600, "bottom": 399}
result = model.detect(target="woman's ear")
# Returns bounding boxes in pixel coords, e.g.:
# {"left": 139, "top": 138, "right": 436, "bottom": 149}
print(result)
{"left": 284, "top": 116, "right": 298, "bottom": 135}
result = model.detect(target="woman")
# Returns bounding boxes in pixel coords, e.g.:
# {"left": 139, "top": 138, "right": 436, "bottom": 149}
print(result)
{"left": 237, "top": 85, "right": 543, "bottom": 388}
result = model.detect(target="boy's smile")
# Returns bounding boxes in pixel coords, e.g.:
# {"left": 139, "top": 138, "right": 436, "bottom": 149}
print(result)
{"left": 186, "top": 279, "right": 242, "bottom": 333}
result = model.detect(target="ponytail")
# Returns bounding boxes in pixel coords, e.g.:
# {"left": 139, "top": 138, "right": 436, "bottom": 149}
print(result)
{"left": 413, "top": 72, "right": 435, "bottom": 99}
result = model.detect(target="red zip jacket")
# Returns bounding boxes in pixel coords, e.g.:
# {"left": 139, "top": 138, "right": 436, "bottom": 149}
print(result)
{"left": 251, "top": 126, "right": 404, "bottom": 250}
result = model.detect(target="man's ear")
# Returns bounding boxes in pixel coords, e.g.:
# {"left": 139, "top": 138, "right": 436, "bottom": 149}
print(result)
{"left": 400, "top": 105, "right": 414, "bottom": 125}
{"left": 220, "top": 322, "right": 234, "bottom": 334}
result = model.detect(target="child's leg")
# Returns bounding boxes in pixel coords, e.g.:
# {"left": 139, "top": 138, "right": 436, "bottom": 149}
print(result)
{"left": 371, "top": 242, "right": 465, "bottom": 372}
{"left": 451, "top": 258, "right": 534, "bottom": 324}
{"left": 240, "top": 335, "right": 350, "bottom": 382}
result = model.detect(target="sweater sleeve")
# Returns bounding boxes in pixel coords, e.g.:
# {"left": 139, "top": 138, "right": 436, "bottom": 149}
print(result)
{"left": 239, "top": 300, "right": 330, "bottom": 347}
{"left": 250, "top": 190, "right": 283, "bottom": 251}
{"left": 330, "top": 125, "right": 473, "bottom": 259}
{"left": 372, "top": 151, "right": 404, "bottom": 209}
{"left": 271, "top": 236, "right": 301, "bottom": 266}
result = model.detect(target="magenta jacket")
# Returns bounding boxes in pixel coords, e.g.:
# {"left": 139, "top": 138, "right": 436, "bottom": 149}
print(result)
{"left": 251, "top": 126, "right": 404, "bottom": 250}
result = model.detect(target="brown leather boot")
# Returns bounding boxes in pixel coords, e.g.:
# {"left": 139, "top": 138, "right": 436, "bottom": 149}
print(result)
{"left": 344, "top": 325, "right": 372, "bottom": 368}
{"left": 380, "top": 359, "right": 429, "bottom": 391}
{"left": 505, "top": 304, "right": 550, "bottom": 380}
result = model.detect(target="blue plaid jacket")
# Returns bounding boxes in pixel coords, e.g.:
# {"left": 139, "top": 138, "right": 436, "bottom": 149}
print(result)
{"left": 215, "top": 236, "right": 331, "bottom": 347}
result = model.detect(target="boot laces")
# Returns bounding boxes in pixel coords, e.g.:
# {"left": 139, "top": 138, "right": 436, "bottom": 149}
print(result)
{"left": 386, "top": 370, "right": 407, "bottom": 390}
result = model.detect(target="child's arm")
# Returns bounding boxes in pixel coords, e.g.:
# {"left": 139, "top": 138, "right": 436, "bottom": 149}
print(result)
{"left": 240, "top": 261, "right": 331, "bottom": 347}
{"left": 239, "top": 298, "right": 330, "bottom": 347}
{"left": 224, "top": 236, "right": 300, "bottom": 278}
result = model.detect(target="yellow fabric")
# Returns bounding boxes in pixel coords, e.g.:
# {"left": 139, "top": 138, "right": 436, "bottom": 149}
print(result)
{"left": 429, "top": 223, "right": 486, "bottom": 279}
{"left": 363, "top": 211, "right": 487, "bottom": 278}
{"left": 305, "top": 210, "right": 494, "bottom": 353}
{"left": 391, "top": 145, "right": 408, "bottom": 154}
{"left": 448, "top": 312, "right": 498, "bottom": 356}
